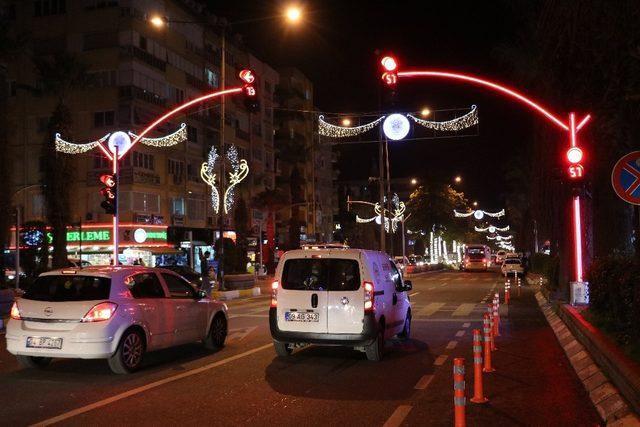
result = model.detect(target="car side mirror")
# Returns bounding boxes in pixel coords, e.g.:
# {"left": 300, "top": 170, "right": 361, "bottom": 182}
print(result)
{"left": 196, "top": 290, "right": 207, "bottom": 300}
{"left": 403, "top": 280, "right": 412, "bottom": 291}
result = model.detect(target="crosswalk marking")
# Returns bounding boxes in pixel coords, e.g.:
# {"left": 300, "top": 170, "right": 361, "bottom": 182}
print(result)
{"left": 434, "top": 354, "right": 448, "bottom": 366}
{"left": 418, "top": 303, "right": 446, "bottom": 316}
{"left": 462, "top": 322, "right": 471, "bottom": 328}
{"left": 455, "top": 330, "right": 465, "bottom": 337}
{"left": 452, "top": 303, "right": 476, "bottom": 317}
{"left": 446, "top": 340, "right": 458, "bottom": 350}
{"left": 414, "top": 374, "right": 434, "bottom": 390}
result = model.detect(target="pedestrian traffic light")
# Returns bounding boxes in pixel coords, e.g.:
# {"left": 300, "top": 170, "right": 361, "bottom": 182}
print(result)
{"left": 239, "top": 69, "right": 259, "bottom": 113}
{"left": 566, "top": 147, "right": 584, "bottom": 181}
{"left": 99, "top": 174, "right": 117, "bottom": 215}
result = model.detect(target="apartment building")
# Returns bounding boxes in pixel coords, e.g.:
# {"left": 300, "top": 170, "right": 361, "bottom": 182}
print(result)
{"left": 5, "top": 0, "right": 278, "bottom": 267}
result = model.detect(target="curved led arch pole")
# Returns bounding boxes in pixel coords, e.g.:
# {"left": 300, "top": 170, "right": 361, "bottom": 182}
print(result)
{"left": 391, "top": 62, "right": 591, "bottom": 282}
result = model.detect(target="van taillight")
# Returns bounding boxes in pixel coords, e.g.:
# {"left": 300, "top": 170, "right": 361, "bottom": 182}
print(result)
{"left": 364, "top": 281, "right": 374, "bottom": 313}
{"left": 10, "top": 302, "right": 21, "bottom": 320}
{"left": 270, "top": 281, "right": 279, "bottom": 308}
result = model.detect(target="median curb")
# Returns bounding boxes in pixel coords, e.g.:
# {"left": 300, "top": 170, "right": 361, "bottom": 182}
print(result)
{"left": 211, "top": 287, "right": 261, "bottom": 301}
{"left": 535, "top": 292, "right": 640, "bottom": 425}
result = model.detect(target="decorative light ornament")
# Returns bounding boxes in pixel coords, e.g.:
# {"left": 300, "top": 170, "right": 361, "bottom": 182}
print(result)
{"left": 200, "top": 147, "right": 220, "bottom": 214}
{"left": 133, "top": 228, "right": 147, "bottom": 243}
{"left": 128, "top": 123, "right": 187, "bottom": 148}
{"left": 475, "top": 224, "right": 510, "bottom": 233}
{"left": 351, "top": 194, "right": 405, "bottom": 233}
{"left": 408, "top": 105, "right": 478, "bottom": 132}
{"left": 108, "top": 131, "right": 132, "bottom": 155}
{"left": 200, "top": 145, "right": 249, "bottom": 214}
{"left": 454, "top": 209, "right": 505, "bottom": 219}
{"left": 55, "top": 133, "right": 109, "bottom": 154}
{"left": 383, "top": 114, "right": 411, "bottom": 141}
{"left": 318, "top": 105, "right": 478, "bottom": 139}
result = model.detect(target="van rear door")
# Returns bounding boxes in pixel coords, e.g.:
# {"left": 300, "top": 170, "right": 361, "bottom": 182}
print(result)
{"left": 326, "top": 257, "right": 364, "bottom": 334}
{"left": 277, "top": 258, "right": 329, "bottom": 333}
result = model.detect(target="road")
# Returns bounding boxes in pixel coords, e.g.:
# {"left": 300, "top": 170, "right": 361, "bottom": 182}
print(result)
{"left": 0, "top": 270, "right": 600, "bottom": 426}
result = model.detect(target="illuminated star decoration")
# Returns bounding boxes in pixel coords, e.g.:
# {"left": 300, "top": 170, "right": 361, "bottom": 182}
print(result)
{"left": 454, "top": 209, "right": 505, "bottom": 220}
{"left": 351, "top": 194, "right": 406, "bottom": 233}
{"left": 200, "top": 145, "right": 249, "bottom": 214}
{"left": 475, "top": 224, "right": 510, "bottom": 233}
{"left": 55, "top": 123, "right": 187, "bottom": 154}
{"left": 318, "top": 105, "right": 478, "bottom": 139}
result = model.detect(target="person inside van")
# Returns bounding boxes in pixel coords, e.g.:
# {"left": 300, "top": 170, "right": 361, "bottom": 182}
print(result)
{"left": 303, "top": 260, "right": 323, "bottom": 290}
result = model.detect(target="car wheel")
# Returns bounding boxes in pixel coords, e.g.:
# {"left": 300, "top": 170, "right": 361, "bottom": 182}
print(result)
{"left": 204, "top": 314, "right": 227, "bottom": 350}
{"left": 365, "top": 323, "right": 385, "bottom": 362}
{"left": 108, "top": 328, "right": 145, "bottom": 374}
{"left": 398, "top": 311, "right": 411, "bottom": 341}
{"left": 273, "top": 340, "right": 293, "bottom": 357}
{"left": 16, "top": 355, "right": 52, "bottom": 369}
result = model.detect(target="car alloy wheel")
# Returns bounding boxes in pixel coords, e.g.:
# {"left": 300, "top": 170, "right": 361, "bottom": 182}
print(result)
{"left": 211, "top": 315, "right": 227, "bottom": 347}
{"left": 122, "top": 332, "right": 144, "bottom": 369}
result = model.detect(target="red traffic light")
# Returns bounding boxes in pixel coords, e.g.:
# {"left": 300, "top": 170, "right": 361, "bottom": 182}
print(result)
{"left": 566, "top": 147, "right": 583, "bottom": 164}
{"left": 381, "top": 56, "right": 398, "bottom": 72}
{"left": 239, "top": 69, "right": 255, "bottom": 84}
{"left": 100, "top": 174, "right": 116, "bottom": 187}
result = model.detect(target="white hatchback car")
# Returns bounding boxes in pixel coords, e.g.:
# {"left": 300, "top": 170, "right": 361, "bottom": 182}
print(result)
{"left": 6, "top": 266, "right": 228, "bottom": 374}
{"left": 269, "top": 248, "right": 412, "bottom": 361}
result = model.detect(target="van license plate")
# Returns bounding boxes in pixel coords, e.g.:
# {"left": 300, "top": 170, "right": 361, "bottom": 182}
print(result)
{"left": 285, "top": 312, "right": 319, "bottom": 322}
{"left": 26, "top": 337, "right": 63, "bottom": 349}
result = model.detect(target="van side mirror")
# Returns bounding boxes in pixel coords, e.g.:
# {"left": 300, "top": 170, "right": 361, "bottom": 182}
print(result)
{"left": 403, "top": 280, "right": 412, "bottom": 291}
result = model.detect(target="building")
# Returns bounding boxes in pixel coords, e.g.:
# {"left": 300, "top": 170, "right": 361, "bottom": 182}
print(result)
{"left": 5, "top": 0, "right": 278, "bottom": 269}
{"left": 274, "top": 67, "right": 335, "bottom": 248}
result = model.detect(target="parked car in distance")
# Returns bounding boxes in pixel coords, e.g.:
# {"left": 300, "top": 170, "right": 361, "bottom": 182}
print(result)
{"left": 67, "top": 259, "right": 92, "bottom": 269}
{"left": 501, "top": 258, "right": 524, "bottom": 276}
{"left": 495, "top": 250, "right": 507, "bottom": 264}
{"left": 462, "top": 244, "right": 491, "bottom": 271}
{"left": 270, "top": 248, "right": 412, "bottom": 361}
{"left": 6, "top": 266, "right": 228, "bottom": 374}
{"left": 393, "top": 256, "right": 409, "bottom": 273}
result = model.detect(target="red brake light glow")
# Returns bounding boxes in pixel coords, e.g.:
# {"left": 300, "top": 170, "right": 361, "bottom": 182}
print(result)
{"left": 10, "top": 302, "right": 21, "bottom": 320}
{"left": 270, "top": 281, "right": 279, "bottom": 308}
{"left": 364, "top": 281, "right": 374, "bottom": 312}
{"left": 81, "top": 302, "right": 118, "bottom": 322}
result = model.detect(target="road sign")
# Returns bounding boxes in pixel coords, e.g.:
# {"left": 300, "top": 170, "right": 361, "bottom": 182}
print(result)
{"left": 611, "top": 151, "right": 640, "bottom": 205}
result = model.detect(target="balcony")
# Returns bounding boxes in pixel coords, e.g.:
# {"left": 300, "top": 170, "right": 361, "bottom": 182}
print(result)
{"left": 186, "top": 73, "right": 209, "bottom": 92}
{"left": 235, "top": 128, "right": 250, "bottom": 141}
{"left": 120, "top": 45, "right": 166, "bottom": 72}
{"left": 119, "top": 85, "right": 166, "bottom": 107}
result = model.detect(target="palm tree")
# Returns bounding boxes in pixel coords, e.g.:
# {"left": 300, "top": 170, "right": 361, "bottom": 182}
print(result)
{"left": 34, "top": 53, "right": 90, "bottom": 268}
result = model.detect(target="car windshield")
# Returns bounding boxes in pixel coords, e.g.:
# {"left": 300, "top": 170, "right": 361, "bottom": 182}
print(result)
{"left": 282, "top": 258, "right": 361, "bottom": 291}
{"left": 505, "top": 259, "right": 521, "bottom": 264}
{"left": 23, "top": 275, "right": 111, "bottom": 302}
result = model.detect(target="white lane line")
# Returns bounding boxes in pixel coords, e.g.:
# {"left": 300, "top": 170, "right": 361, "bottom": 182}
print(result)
{"left": 455, "top": 330, "right": 465, "bottom": 337}
{"left": 452, "top": 303, "right": 476, "bottom": 317}
{"left": 462, "top": 322, "right": 471, "bottom": 328}
{"left": 30, "top": 343, "right": 273, "bottom": 427}
{"left": 417, "top": 303, "right": 446, "bottom": 317}
{"left": 434, "top": 354, "right": 448, "bottom": 366}
{"left": 383, "top": 405, "right": 413, "bottom": 427}
{"left": 414, "top": 374, "right": 434, "bottom": 390}
{"left": 446, "top": 340, "right": 458, "bottom": 350}
{"left": 428, "top": 286, "right": 436, "bottom": 290}
{"left": 409, "top": 292, "right": 420, "bottom": 297}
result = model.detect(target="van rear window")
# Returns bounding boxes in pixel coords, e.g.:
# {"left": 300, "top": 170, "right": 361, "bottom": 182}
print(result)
{"left": 282, "top": 259, "right": 361, "bottom": 291}
{"left": 23, "top": 275, "right": 111, "bottom": 302}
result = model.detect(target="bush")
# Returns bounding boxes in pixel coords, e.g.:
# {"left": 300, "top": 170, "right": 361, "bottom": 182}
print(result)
{"left": 529, "top": 253, "right": 560, "bottom": 290}
{"left": 587, "top": 255, "right": 640, "bottom": 345}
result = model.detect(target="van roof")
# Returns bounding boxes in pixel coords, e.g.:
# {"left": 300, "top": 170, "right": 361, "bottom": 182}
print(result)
{"left": 282, "top": 248, "right": 386, "bottom": 260}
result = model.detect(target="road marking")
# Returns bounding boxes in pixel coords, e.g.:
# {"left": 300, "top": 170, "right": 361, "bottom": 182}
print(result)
{"left": 409, "top": 292, "right": 420, "bottom": 297}
{"left": 30, "top": 343, "right": 273, "bottom": 427}
{"left": 455, "top": 330, "right": 465, "bottom": 337}
{"left": 228, "top": 314, "right": 269, "bottom": 319}
{"left": 417, "top": 303, "right": 445, "bottom": 317}
{"left": 383, "top": 405, "right": 413, "bottom": 427}
{"left": 227, "top": 326, "right": 257, "bottom": 342}
{"left": 462, "top": 322, "right": 471, "bottom": 328}
{"left": 446, "top": 340, "right": 458, "bottom": 350}
{"left": 440, "top": 284, "right": 446, "bottom": 287}
{"left": 428, "top": 286, "right": 436, "bottom": 290}
{"left": 414, "top": 374, "right": 434, "bottom": 390}
{"left": 452, "top": 303, "right": 476, "bottom": 317}
{"left": 434, "top": 354, "right": 448, "bottom": 366}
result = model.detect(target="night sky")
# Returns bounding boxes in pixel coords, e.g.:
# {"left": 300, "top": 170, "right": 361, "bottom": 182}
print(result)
{"left": 213, "top": 0, "right": 538, "bottom": 210}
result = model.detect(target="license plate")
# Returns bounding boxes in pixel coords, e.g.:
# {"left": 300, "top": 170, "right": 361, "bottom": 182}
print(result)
{"left": 26, "top": 337, "right": 63, "bottom": 349}
{"left": 285, "top": 312, "right": 319, "bottom": 322}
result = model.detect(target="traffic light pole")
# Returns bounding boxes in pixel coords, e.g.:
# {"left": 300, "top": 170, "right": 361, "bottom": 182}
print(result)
{"left": 113, "top": 146, "right": 119, "bottom": 265}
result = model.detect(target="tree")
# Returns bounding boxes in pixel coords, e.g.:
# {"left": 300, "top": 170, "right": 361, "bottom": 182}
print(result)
{"left": 232, "top": 197, "right": 250, "bottom": 273}
{"left": 34, "top": 53, "right": 90, "bottom": 268}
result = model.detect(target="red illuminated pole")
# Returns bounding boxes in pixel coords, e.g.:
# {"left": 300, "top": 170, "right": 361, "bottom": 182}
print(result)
{"left": 387, "top": 62, "right": 592, "bottom": 283}
{"left": 113, "top": 147, "right": 119, "bottom": 265}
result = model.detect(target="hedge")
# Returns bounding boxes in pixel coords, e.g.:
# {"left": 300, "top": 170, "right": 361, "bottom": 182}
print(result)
{"left": 529, "top": 253, "right": 560, "bottom": 290}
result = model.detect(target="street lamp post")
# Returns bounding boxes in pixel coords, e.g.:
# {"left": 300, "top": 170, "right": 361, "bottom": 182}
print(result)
{"left": 11, "top": 184, "right": 45, "bottom": 289}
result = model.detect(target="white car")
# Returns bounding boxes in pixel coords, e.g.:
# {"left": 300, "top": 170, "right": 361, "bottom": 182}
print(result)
{"left": 6, "top": 266, "right": 228, "bottom": 374}
{"left": 501, "top": 258, "right": 524, "bottom": 276}
{"left": 269, "top": 248, "right": 412, "bottom": 361}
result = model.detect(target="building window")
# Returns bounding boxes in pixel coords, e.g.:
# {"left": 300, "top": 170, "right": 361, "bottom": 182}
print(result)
{"left": 205, "top": 68, "right": 219, "bottom": 88}
{"left": 94, "top": 110, "right": 115, "bottom": 127}
{"left": 187, "top": 198, "right": 205, "bottom": 220}
{"left": 132, "top": 192, "right": 159, "bottom": 213}
{"left": 289, "top": 128, "right": 294, "bottom": 139}
{"left": 171, "top": 197, "right": 185, "bottom": 215}
{"left": 253, "top": 147, "right": 263, "bottom": 161}
{"left": 167, "top": 158, "right": 184, "bottom": 176}
{"left": 133, "top": 151, "right": 155, "bottom": 170}
{"left": 93, "top": 153, "right": 109, "bottom": 169}
{"left": 88, "top": 70, "right": 117, "bottom": 87}
{"left": 31, "top": 194, "right": 45, "bottom": 218}
{"left": 34, "top": 0, "right": 66, "bottom": 17}
{"left": 139, "top": 35, "right": 147, "bottom": 51}
{"left": 187, "top": 125, "right": 198, "bottom": 143}
{"left": 36, "top": 116, "right": 50, "bottom": 133}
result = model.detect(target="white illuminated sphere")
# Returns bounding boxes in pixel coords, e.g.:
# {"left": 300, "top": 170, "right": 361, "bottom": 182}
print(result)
{"left": 488, "top": 226, "right": 496, "bottom": 233}
{"left": 383, "top": 114, "right": 410, "bottom": 141}
{"left": 133, "top": 228, "right": 147, "bottom": 243}
{"left": 108, "top": 131, "right": 132, "bottom": 155}
{"left": 375, "top": 215, "right": 382, "bottom": 225}
{"left": 474, "top": 210, "right": 484, "bottom": 220}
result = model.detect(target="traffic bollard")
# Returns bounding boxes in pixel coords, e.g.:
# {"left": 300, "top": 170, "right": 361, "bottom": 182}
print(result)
{"left": 487, "top": 305, "right": 497, "bottom": 351}
{"left": 492, "top": 296, "right": 501, "bottom": 337}
{"left": 470, "top": 329, "right": 489, "bottom": 403}
{"left": 453, "top": 358, "right": 466, "bottom": 427}
{"left": 482, "top": 313, "right": 495, "bottom": 372}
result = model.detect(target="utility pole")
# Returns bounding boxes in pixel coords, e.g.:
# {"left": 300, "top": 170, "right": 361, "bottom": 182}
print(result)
{"left": 218, "top": 25, "right": 227, "bottom": 290}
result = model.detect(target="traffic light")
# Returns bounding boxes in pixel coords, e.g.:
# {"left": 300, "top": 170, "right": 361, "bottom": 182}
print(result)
{"left": 566, "top": 147, "right": 585, "bottom": 181}
{"left": 99, "top": 174, "right": 117, "bottom": 215}
{"left": 380, "top": 55, "right": 398, "bottom": 86}
{"left": 239, "top": 69, "right": 259, "bottom": 113}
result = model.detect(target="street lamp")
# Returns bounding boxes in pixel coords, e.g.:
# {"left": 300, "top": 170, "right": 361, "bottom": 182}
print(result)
{"left": 473, "top": 201, "right": 478, "bottom": 207}
{"left": 454, "top": 176, "right": 462, "bottom": 184}
{"left": 411, "top": 178, "right": 418, "bottom": 185}
{"left": 341, "top": 118, "right": 352, "bottom": 127}
{"left": 420, "top": 108, "right": 431, "bottom": 118}
{"left": 285, "top": 5, "right": 302, "bottom": 23}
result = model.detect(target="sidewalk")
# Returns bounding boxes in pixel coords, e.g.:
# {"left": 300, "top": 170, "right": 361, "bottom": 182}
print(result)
{"left": 210, "top": 275, "right": 273, "bottom": 301}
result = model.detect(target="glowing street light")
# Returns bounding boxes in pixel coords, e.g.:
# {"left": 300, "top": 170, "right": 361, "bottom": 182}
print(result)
{"left": 454, "top": 176, "right": 462, "bottom": 184}
{"left": 411, "top": 178, "right": 418, "bottom": 185}
{"left": 341, "top": 118, "right": 352, "bottom": 127}
{"left": 420, "top": 108, "right": 431, "bottom": 118}
{"left": 149, "top": 15, "right": 165, "bottom": 28}
{"left": 473, "top": 201, "right": 478, "bottom": 207}
{"left": 285, "top": 5, "right": 302, "bottom": 23}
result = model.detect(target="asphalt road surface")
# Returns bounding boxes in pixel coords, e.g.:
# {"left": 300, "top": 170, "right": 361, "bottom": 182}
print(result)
{"left": 0, "top": 270, "right": 601, "bottom": 426}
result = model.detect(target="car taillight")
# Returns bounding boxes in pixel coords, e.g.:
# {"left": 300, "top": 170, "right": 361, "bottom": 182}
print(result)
{"left": 81, "top": 302, "right": 118, "bottom": 323}
{"left": 364, "top": 281, "right": 374, "bottom": 313}
{"left": 10, "top": 302, "right": 21, "bottom": 320}
{"left": 270, "top": 281, "right": 279, "bottom": 308}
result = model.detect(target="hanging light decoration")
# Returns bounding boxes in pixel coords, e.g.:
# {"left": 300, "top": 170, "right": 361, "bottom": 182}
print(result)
{"left": 55, "top": 133, "right": 109, "bottom": 154}
{"left": 201, "top": 145, "right": 249, "bottom": 214}
{"left": 351, "top": 194, "right": 405, "bottom": 233}
{"left": 318, "top": 115, "right": 384, "bottom": 138}
{"left": 407, "top": 105, "right": 478, "bottom": 131}
{"left": 475, "top": 224, "right": 510, "bottom": 233}
{"left": 129, "top": 123, "right": 187, "bottom": 148}
{"left": 454, "top": 209, "right": 505, "bottom": 219}
{"left": 200, "top": 146, "right": 220, "bottom": 214}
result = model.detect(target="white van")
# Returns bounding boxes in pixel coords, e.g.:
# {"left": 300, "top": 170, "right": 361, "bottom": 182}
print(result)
{"left": 269, "top": 248, "right": 412, "bottom": 361}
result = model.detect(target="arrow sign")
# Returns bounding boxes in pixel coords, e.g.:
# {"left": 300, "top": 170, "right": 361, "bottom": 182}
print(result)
{"left": 612, "top": 151, "right": 640, "bottom": 205}
{"left": 227, "top": 326, "right": 257, "bottom": 342}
